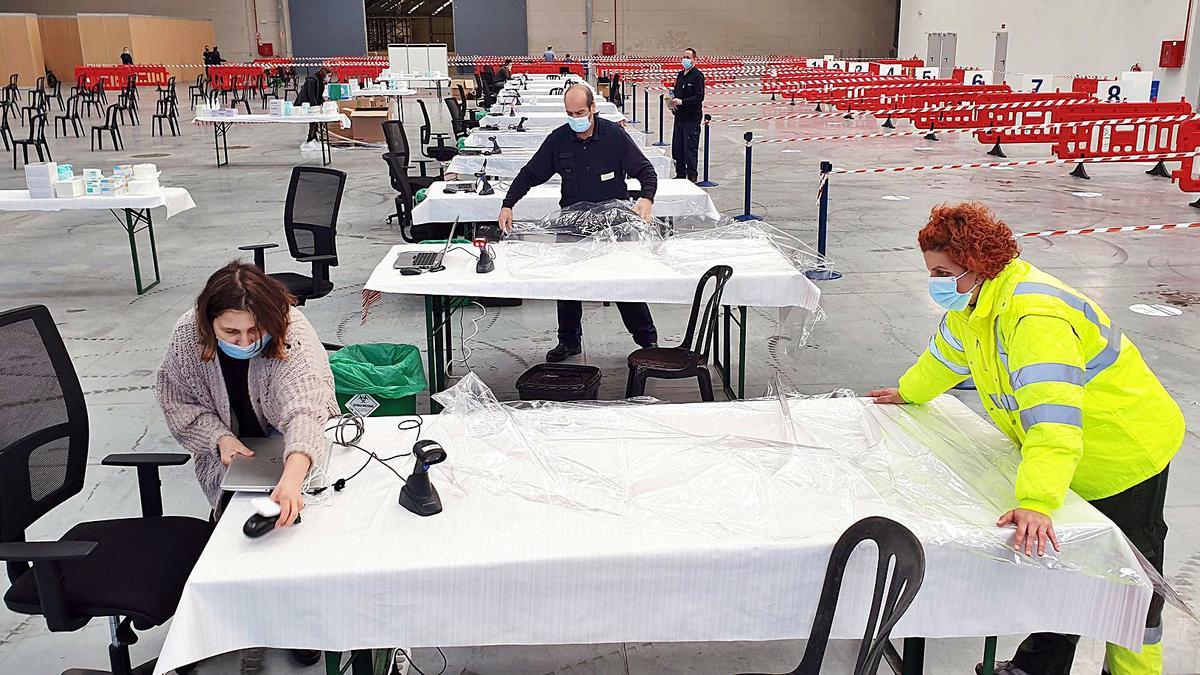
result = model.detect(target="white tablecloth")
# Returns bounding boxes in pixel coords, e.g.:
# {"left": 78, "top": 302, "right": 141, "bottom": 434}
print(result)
{"left": 153, "top": 395, "right": 1150, "bottom": 674}
{"left": 411, "top": 178, "right": 718, "bottom": 224}
{"left": 499, "top": 100, "right": 621, "bottom": 114}
{"left": 0, "top": 187, "right": 196, "bottom": 219}
{"left": 192, "top": 112, "right": 351, "bottom": 128}
{"left": 466, "top": 126, "right": 647, "bottom": 149}
{"left": 447, "top": 149, "right": 673, "bottom": 178}
{"left": 364, "top": 236, "right": 818, "bottom": 309}
{"left": 479, "top": 111, "right": 625, "bottom": 129}
{"left": 350, "top": 87, "right": 417, "bottom": 97}
{"left": 503, "top": 78, "right": 591, "bottom": 90}
{"left": 376, "top": 74, "right": 451, "bottom": 89}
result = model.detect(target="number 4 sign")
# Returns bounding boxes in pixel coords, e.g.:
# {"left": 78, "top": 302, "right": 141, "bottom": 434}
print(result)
{"left": 874, "top": 63, "right": 902, "bottom": 76}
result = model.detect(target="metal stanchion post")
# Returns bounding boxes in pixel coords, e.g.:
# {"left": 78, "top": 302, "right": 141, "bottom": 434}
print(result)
{"left": 643, "top": 88, "right": 650, "bottom": 135}
{"left": 733, "top": 131, "right": 762, "bottom": 221}
{"left": 697, "top": 114, "right": 718, "bottom": 187}
{"left": 653, "top": 94, "right": 669, "bottom": 146}
{"left": 631, "top": 82, "right": 638, "bottom": 123}
{"left": 805, "top": 160, "right": 842, "bottom": 281}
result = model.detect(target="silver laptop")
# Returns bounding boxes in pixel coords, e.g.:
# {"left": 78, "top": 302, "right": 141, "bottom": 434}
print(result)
{"left": 393, "top": 218, "right": 460, "bottom": 270}
{"left": 220, "top": 436, "right": 332, "bottom": 493}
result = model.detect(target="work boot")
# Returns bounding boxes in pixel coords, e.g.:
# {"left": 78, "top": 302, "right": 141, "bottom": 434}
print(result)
{"left": 546, "top": 343, "right": 582, "bottom": 362}
{"left": 975, "top": 661, "right": 1030, "bottom": 675}
{"left": 687, "top": 174, "right": 698, "bottom": 183}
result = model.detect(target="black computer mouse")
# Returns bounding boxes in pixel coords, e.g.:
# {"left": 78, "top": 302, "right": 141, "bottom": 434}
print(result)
{"left": 243, "top": 512, "right": 300, "bottom": 538}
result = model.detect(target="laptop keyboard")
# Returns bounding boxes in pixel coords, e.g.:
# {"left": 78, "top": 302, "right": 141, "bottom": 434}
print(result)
{"left": 413, "top": 251, "right": 438, "bottom": 267}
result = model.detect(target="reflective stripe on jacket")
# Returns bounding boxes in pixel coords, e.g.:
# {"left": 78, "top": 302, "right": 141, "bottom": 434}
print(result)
{"left": 899, "top": 259, "right": 1183, "bottom": 514}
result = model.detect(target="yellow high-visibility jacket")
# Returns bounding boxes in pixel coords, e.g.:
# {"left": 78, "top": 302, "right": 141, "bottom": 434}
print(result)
{"left": 899, "top": 259, "right": 1184, "bottom": 514}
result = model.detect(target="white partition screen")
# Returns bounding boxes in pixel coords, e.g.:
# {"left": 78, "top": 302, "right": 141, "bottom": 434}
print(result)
{"left": 388, "top": 44, "right": 449, "bottom": 76}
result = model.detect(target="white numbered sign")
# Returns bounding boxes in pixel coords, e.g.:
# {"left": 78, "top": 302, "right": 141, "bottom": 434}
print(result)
{"left": 963, "top": 70, "right": 994, "bottom": 86}
{"left": 874, "top": 63, "right": 902, "bottom": 76}
{"left": 1011, "top": 73, "right": 1055, "bottom": 93}
{"left": 915, "top": 67, "right": 940, "bottom": 80}
{"left": 805, "top": 58, "right": 824, "bottom": 68}
{"left": 1096, "top": 78, "right": 1151, "bottom": 102}
{"left": 848, "top": 61, "right": 869, "bottom": 73}
{"left": 825, "top": 60, "right": 847, "bottom": 71}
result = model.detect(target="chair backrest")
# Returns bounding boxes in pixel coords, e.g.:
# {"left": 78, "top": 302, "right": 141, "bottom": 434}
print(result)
{"left": 8, "top": 74, "right": 17, "bottom": 87}
{"left": 104, "top": 104, "right": 120, "bottom": 127}
{"left": 0, "top": 305, "right": 89, "bottom": 583}
{"left": 417, "top": 99, "right": 433, "bottom": 145}
{"left": 382, "top": 119, "right": 410, "bottom": 157}
{"left": 679, "top": 265, "right": 733, "bottom": 360}
{"left": 26, "top": 113, "right": 46, "bottom": 141}
{"left": 34, "top": 77, "right": 45, "bottom": 92}
{"left": 283, "top": 166, "right": 347, "bottom": 268}
{"left": 444, "top": 96, "right": 464, "bottom": 121}
{"left": 457, "top": 83, "right": 469, "bottom": 109}
{"left": 795, "top": 516, "right": 926, "bottom": 675}
{"left": 549, "top": 86, "right": 564, "bottom": 96}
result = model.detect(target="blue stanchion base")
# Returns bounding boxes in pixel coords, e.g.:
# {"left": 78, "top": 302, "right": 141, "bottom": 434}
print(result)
{"left": 804, "top": 268, "right": 842, "bottom": 281}
{"left": 733, "top": 213, "right": 763, "bottom": 222}
{"left": 696, "top": 180, "right": 719, "bottom": 187}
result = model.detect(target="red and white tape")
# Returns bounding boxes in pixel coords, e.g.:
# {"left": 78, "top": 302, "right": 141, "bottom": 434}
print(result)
{"left": 1018, "top": 222, "right": 1200, "bottom": 238}
{"left": 830, "top": 151, "right": 1200, "bottom": 174}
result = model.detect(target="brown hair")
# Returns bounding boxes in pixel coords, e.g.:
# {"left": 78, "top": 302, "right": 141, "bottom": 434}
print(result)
{"left": 918, "top": 202, "right": 1020, "bottom": 279}
{"left": 195, "top": 261, "right": 295, "bottom": 361}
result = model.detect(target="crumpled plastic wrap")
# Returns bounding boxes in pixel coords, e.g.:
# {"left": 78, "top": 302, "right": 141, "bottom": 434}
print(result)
{"left": 425, "top": 373, "right": 1195, "bottom": 617}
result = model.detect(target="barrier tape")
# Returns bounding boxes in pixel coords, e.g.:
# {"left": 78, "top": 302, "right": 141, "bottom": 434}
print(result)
{"left": 753, "top": 114, "right": 1200, "bottom": 144}
{"left": 1018, "top": 222, "right": 1200, "bottom": 237}
{"left": 830, "top": 151, "right": 1200, "bottom": 174}
{"left": 816, "top": 172, "right": 829, "bottom": 207}
{"left": 720, "top": 97, "right": 1131, "bottom": 123}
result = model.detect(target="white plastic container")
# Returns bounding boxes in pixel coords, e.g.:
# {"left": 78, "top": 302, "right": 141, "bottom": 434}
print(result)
{"left": 132, "top": 163, "right": 157, "bottom": 179}
{"left": 54, "top": 177, "right": 85, "bottom": 198}
{"left": 127, "top": 178, "right": 160, "bottom": 195}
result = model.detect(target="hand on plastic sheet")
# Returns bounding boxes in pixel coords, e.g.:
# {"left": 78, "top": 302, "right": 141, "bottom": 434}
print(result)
{"left": 868, "top": 387, "right": 905, "bottom": 404}
{"left": 633, "top": 197, "right": 653, "bottom": 222}
{"left": 498, "top": 207, "right": 514, "bottom": 234}
{"left": 998, "top": 508, "right": 1060, "bottom": 557}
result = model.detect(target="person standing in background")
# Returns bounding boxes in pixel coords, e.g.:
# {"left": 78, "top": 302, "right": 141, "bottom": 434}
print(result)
{"left": 669, "top": 48, "right": 705, "bottom": 182}
{"left": 564, "top": 53, "right": 574, "bottom": 63}
{"left": 544, "top": 45, "right": 556, "bottom": 62}
{"left": 120, "top": 47, "right": 134, "bottom": 65}
{"left": 211, "top": 45, "right": 226, "bottom": 64}
{"left": 497, "top": 58, "right": 514, "bottom": 83}
{"left": 203, "top": 46, "right": 213, "bottom": 65}
{"left": 294, "top": 67, "right": 330, "bottom": 148}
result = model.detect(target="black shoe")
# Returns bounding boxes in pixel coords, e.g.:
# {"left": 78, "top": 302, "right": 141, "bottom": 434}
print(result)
{"left": 546, "top": 343, "right": 582, "bottom": 362}
{"left": 290, "top": 649, "right": 322, "bottom": 667}
{"left": 686, "top": 175, "right": 698, "bottom": 183}
{"left": 975, "top": 661, "right": 1029, "bottom": 675}
{"left": 674, "top": 174, "right": 687, "bottom": 180}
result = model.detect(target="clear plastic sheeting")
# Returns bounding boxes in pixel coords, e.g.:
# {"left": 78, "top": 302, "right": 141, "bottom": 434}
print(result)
{"left": 430, "top": 373, "right": 1154, "bottom": 598}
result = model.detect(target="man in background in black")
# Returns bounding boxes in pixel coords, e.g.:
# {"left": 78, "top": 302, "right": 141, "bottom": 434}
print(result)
{"left": 497, "top": 58, "right": 513, "bottom": 83}
{"left": 669, "top": 47, "right": 705, "bottom": 182}
{"left": 294, "top": 67, "right": 330, "bottom": 147}
{"left": 497, "top": 85, "right": 660, "bottom": 363}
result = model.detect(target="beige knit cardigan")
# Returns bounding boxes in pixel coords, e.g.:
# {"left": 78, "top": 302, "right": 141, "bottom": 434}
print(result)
{"left": 155, "top": 307, "right": 339, "bottom": 507}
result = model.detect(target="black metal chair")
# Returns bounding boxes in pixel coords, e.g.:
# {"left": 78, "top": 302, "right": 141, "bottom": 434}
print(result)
{"left": 382, "top": 120, "right": 440, "bottom": 189}
{"left": 47, "top": 76, "right": 65, "bottom": 111}
{"left": 417, "top": 99, "right": 457, "bottom": 163}
{"left": 54, "top": 94, "right": 84, "bottom": 138}
{"left": 737, "top": 517, "right": 926, "bottom": 675}
{"left": 239, "top": 166, "right": 347, "bottom": 306}
{"left": 0, "top": 304, "right": 211, "bottom": 675}
{"left": 152, "top": 91, "right": 180, "bottom": 137}
{"left": 625, "top": 265, "right": 733, "bottom": 400}
{"left": 12, "top": 113, "right": 50, "bottom": 170}
{"left": 188, "top": 74, "right": 207, "bottom": 110}
{"left": 0, "top": 104, "right": 12, "bottom": 151}
{"left": 445, "top": 96, "right": 479, "bottom": 131}
{"left": 19, "top": 89, "right": 47, "bottom": 127}
{"left": 91, "top": 105, "right": 123, "bottom": 151}
{"left": 228, "top": 75, "right": 250, "bottom": 114}
{"left": 116, "top": 89, "right": 139, "bottom": 126}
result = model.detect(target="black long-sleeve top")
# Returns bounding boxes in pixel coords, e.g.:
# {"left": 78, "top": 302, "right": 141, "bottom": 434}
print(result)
{"left": 501, "top": 116, "right": 657, "bottom": 209}
{"left": 671, "top": 67, "right": 705, "bottom": 120}
{"left": 294, "top": 75, "right": 325, "bottom": 106}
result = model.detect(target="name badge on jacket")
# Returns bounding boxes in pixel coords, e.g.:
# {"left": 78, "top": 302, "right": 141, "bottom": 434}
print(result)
{"left": 601, "top": 171, "right": 616, "bottom": 181}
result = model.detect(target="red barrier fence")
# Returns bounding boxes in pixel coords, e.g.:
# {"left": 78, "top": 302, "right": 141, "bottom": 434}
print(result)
{"left": 74, "top": 65, "right": 170, "bottom": 89}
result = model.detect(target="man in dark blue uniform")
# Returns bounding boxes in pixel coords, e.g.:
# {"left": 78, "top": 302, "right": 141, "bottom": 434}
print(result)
{"left": 498, "top": 84, "right": 660, "bottom": 363}
{"left": 669, "top": 48, "right": 705, "bottom": 182}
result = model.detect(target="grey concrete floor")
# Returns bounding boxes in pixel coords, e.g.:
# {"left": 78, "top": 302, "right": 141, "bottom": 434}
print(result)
{"left": 1, "top": 87, "right": 1199, "bottom": 674}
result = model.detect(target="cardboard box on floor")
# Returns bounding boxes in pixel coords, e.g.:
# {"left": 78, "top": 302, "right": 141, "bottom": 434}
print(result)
{"left": 452, "top": 78, "right": 475, "bottom": 98}
{"left": 349, "top": 109, "right": 388, "bottom": 143}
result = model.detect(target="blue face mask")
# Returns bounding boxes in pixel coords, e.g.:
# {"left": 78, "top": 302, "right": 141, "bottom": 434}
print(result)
{"left": 682, "top": 58, "right": 693, "bottom": 70}
{"left": 567, "top": 115, "right": 591, "bottom": 133}
{"left": 928, "top": 270, "right": 978, "bottom": 311}
{"left": 218, "top": 334, "right": 272, "bottom": 360}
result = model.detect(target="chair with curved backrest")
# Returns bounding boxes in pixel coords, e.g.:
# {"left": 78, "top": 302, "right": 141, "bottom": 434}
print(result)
{"left": 0, "top": 304, "right": 210, "bottom": 675}
{"left": 152, "top": 89, "right": 180, "bottom": 137}
{"left": 738, "top": 516, "right": 926, "bottom": 675}
{"left": 238, "top": 166, "right": 347, "bottom": 306}
{"left": 46, "top": 75, "right": 64, "bottom": 111}
{"left": 456, "top": 83, "right": 478, "bottom": 119}
{"left": 625, "top": 265, "right": 732, "bottom": 400}
{"left": 19, "top": 89, "right": 47, "bottom": 126}
{"left": 90, "top": 104, "right": 123, "bottom": 151}
{"left": 444, "top": 96, "right": 478, "bottom": 131}
{"left": 12, "top": 113, "right": 50, "bottom": 170}
{"left": 382, "top": 120, "right": 440, "bottom": 189}
{"left": 382, "top": 152, "right": 419, "bottom": 242}
{"left": 54, "top": 94, "right": 83, "bottom": 138}
{"left": 0, "top": 103, "right": 12, "bottom": 152}
{"left": 417, "top": 98, "right": 458, "bottom": 163}
{"left": 116, "top": 88, "right": 139, "bottom": 126}
{"left": 188, "top": 74, "right": 207, "bottom": 109}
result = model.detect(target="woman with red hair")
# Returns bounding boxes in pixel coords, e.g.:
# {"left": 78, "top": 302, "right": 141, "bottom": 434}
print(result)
{"left": 870, "top": 202, "right": 1183, "bottom": 675}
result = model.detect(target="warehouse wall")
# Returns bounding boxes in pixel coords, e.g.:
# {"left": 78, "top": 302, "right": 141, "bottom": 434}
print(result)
{"left": 526, "top": 0, "right": 898, "bottom": 58}
{"left": 289, "top": 0, "right": 365, "bottom": 57}
{"left": 897, "top": 0, "right": 1200, "bottom": 103}
{"left": 0, "top": 13, "right": 44, "bottom": 85}
{"left": 0, "top": 0, "right": 287, "bottom": 63}
{"left": 38, "top": 15, "right": 83, "bottom": 83}
{"left": 455, "top": 0, "right": 528, "bottom": 55}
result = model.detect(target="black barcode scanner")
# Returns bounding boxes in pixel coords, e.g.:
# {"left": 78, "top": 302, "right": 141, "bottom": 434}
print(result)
{"left": 399, "top": 440, "right": 447, "bottom": 516}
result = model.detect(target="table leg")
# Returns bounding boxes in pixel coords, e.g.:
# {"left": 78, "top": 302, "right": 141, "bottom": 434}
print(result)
{"left": 214, "top": 122, "right": 230, "bottom": 167}
{"left": 982, "top": 636, "right": 998, "bottom": 675}
{"left": 444, "top": 296, "right": 454, "bottom": 372}
{"left": 319, "top": 122, "right": 331, "bottom": 166}
{"left": 113, "top": 208, "right": 161, "bottom": 294}
{"left": 350, "top": 650, "right": 373, "bottom": 675}
{"left": 902, "top": 637, "right": 925, "bottom": 675}
{"left": 424, "top": 295, "right": 441, "bottom": 414}
{"left": 323, "top": 652, "right": 340, "bottom": 675}
{"left": 737, "top": 305, "right": 747, "bottom": 399}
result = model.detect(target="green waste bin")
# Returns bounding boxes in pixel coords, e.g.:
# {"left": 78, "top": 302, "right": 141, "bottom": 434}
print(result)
{"left": 474, "top": 109, "right": 486, "bottom": 121}
{"left": 329, "top": 344, "right": 426, "bottom": 417}
{"left": 415, "top": 187, "right": 427, "bottom": 204}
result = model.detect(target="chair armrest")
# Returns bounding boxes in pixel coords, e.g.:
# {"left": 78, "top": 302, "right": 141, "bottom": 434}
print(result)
{"left": 0, "top": 540, "right": 97, "bottom": 563}
{"left": 102, "top": 452, "right": 192, "bottom": 518}
{"left": 0, "top": 541, "right": 96, "bottom": 631}
{"left": 296, "top": 254, "right": 338, "bottom": 264}
{"left": 238, "top": 242, "right": 278, "bottom": 269}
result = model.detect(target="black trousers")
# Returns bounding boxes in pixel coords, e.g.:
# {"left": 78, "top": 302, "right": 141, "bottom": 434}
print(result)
{"left": 1009, "top": 466, "right": 1170, "bottom": 674}
{"left": 556, "top": 300, "right": 657, "bottom": 348}
{"left": 672, "top": 115, "right": 701, "bottom": 180}
{"left": 306, "top": 122, "right": 319, "bottom": 142}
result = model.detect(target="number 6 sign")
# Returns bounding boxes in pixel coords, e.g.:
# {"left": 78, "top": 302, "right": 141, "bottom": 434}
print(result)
{"left": 963, "top": 70, "right": 994, "bottom": 86}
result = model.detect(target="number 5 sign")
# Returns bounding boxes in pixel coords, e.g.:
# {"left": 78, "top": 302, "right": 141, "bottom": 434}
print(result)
{"left": 915, "top": 67, "right": 939, "bottom": 80}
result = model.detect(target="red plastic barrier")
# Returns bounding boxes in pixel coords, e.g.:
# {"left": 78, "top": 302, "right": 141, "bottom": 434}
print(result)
{"left": 511, "top": 62, "right": 585, "bottom": 76}
{"left": 327, "top": 64, "right": 385, "bottom": 81}
{"left": 1170, "top": 118, "right": 1200, "bottom": 191}
{"left": 1050, "top": 101, "right": 1194, "bottom": 159}
{"left": 75, "top": 65, "right": 170, "bottom": 89}
{"left": 208, "top": 64, "right": 267, "bottom": 91}
{"left": 974, "top": 99, "right": 1187, "bottom": 146}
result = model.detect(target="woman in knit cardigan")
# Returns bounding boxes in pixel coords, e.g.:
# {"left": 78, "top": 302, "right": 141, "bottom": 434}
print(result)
{"left": 156, "top": 261, "right": 339, "bottom": 527}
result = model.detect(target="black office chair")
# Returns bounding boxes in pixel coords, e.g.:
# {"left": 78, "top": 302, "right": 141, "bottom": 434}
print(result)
{"left": 382, "top": 152, "right": 419, "bottom": 241}
{"left": 382, "top": 120, "right": 440, "bottom": 189}
{"left": 417, "top": 99, "right": 457, "bottom": 163}
{"left": 473, "top": 73, "right": 495, "bottom": 109}
{"left": 445, "top": 96, "right": 478, "bottom": 131}
{"left": 457, "top": 83, "right": 479, "bottom": 119}
{"left": 55, "top": 94, "right": 84, "bottom": 138}
{"left": 239, "top": 166, "right": 346, "bottom": 306}
{"left": 0, "top": 304, "right": 210, "bottom": 675}
{"left": 91, "top": 104, "right": 123, "bottom": 151}
{"left": 738, "top": 517, "right": 926, "bottom": 675}
{"left": 12, "top": 113, "right": 50, "bottom": 169}
{"left": 626, "top": 265, "right": 732, "bottom": 400}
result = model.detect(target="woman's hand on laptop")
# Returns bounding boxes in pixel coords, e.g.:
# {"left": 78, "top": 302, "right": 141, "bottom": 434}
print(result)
{"left": 271, "top": 453, "right": 312, "bottom": 528}
{"left": 218, "top": 435, "right": 255, "bottom": 467}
